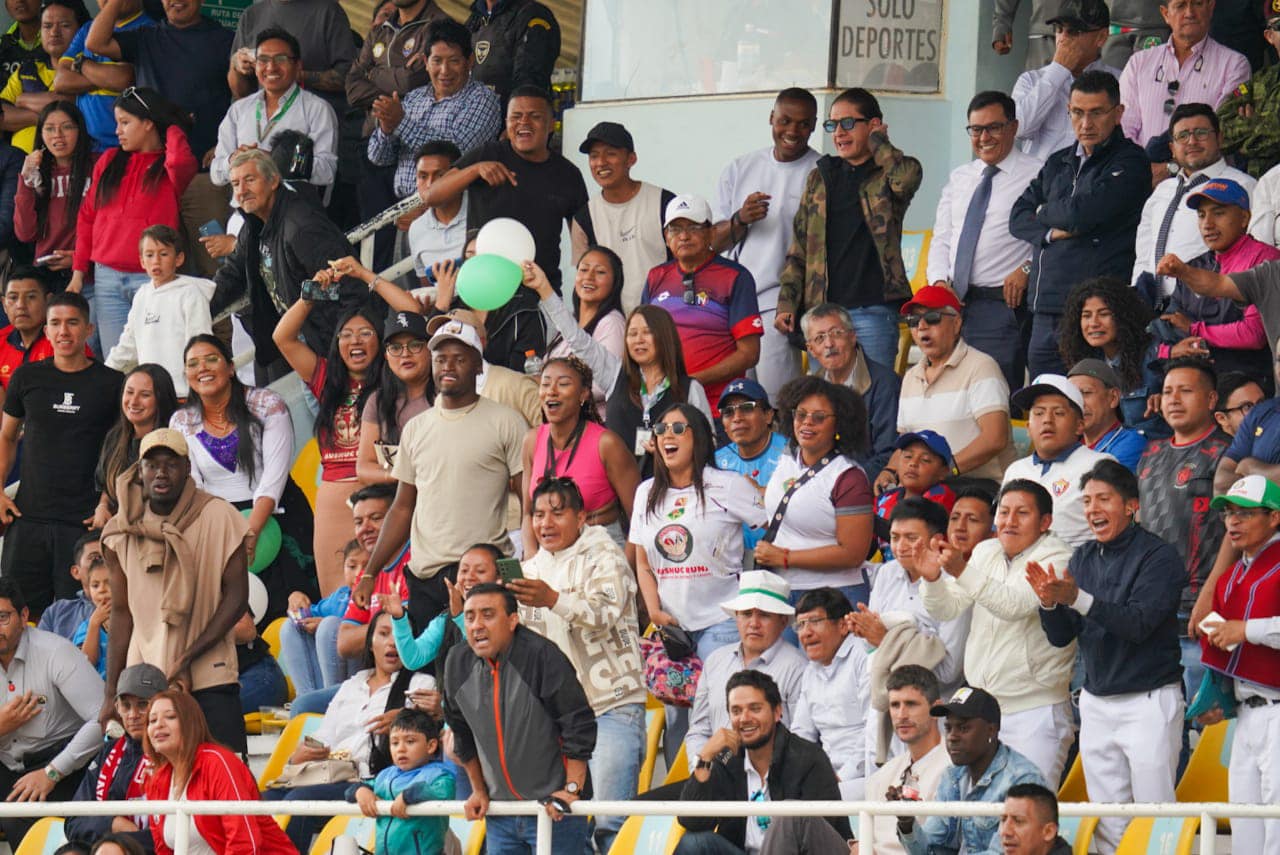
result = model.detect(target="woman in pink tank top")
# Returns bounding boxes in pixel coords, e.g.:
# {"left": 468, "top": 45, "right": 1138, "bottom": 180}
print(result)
{"left": 521, "top": 355, "right": 641, "bottom": 556}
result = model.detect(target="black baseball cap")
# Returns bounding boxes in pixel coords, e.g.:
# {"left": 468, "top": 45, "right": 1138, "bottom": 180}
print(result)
{"left": 932, "top": 687, "right": 1001, "bottom": 728}
{"left": 1047, "top": 0, "right": 1109, "bottom": 30}
{"left": 578, "top": 121, "right": 635, "bottom": 154}
{"left": 383, "top": 310, "right": 429, "bottom": 341}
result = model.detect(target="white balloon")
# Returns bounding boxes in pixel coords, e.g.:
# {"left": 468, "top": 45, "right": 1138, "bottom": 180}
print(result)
{"left": 247, "top": 573, "right": 268, "bottom": 626}
{"left": 476, "top": 217, "right": 537, "bottom": 266}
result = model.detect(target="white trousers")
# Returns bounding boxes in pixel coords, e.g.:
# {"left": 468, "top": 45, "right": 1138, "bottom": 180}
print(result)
{"left": 1231, "top": 698, "right": 1280, "bottom": 855}
{"left": 1000, "top": 700, "right": 1075, "bottom": 785}
{"left": 1079, "top": 685, "right": 1183, "bottom": 855}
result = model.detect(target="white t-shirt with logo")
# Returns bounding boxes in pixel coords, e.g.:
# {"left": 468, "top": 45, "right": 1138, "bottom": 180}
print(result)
{"left": 630, "top": 466, "right": 768, "bottom": 630}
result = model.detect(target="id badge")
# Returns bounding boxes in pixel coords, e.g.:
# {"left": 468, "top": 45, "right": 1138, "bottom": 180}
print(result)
{"left": 634, "top": 428, "right": 653, "bottom": 457}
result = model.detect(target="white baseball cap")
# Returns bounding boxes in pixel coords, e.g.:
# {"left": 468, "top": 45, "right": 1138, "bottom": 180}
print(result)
{"left": 720, "top": 570, "right": 795, "bottom": 617}
{"left": 1011, "top": 373, "right": 1085, "bottom": 415}
{"left": 427, "top": 318, "right": 483, "bottom": 355}
{"left": 664, "top": 194, "right": 713, "bottom": 228}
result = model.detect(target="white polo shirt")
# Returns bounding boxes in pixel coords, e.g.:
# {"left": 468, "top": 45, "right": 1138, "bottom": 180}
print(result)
{"left": 1003, "top": 444, "right": 1116, "bottom": 550}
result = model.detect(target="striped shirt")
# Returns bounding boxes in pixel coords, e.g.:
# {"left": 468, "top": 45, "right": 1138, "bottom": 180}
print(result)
{"left": 1119, "top": 36, "right": 1250, "bottom": 146}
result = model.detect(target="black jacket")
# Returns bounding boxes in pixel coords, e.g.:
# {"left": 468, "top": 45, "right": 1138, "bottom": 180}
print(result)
{"left": 1009, "top": 126, "right": 1151, "bottom": 315}
{"left": 1040, "top": 524, "right": 1185, "bottom": 696}
{"left": 677, "top": 724, "right": 851, "bottom": 849}
{"left": 464, "top": 0, "right": 559, "bottom": 102}
{"left": 65, "top": 736, "right": 154, "bottom": 852}
{"left": 210, "top": 185, "right": 371, "bottom": 366}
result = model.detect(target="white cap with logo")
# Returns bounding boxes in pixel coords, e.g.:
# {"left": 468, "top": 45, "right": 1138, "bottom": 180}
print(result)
{"left": 664, "top": 194, "right": 713, "bottom": 228}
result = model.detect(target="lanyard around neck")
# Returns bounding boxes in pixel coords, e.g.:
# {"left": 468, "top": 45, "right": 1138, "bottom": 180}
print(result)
{"left": 255, "top": 86, "right": 300, "bottom": 144}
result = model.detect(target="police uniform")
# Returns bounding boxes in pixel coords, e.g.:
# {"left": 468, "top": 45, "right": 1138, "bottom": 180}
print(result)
{"left": 465, "top": 0, "right": 559, "bottom": 102}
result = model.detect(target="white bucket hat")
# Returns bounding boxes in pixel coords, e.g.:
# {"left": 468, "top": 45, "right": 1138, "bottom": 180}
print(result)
{"left": 720, "top": 570, "right": 795, "bottom": 617}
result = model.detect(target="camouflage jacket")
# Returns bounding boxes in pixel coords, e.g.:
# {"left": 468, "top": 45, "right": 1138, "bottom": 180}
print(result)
{"left": 1218, "top": 64, "right": 1280, "bottom": 178}
{"left": 777, "top": 132, "right": 922, "bottom": 319}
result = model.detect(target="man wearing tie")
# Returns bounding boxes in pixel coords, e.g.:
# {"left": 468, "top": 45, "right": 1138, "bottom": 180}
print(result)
{"left": 929, "top": 91, "right": 1042, "bottom": 392}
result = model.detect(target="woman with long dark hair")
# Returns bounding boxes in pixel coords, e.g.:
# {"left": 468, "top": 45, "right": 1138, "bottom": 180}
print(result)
{"left": 14, "top": 100, "right": 94, "bottom": 289}
{"left": 90, "top": 364, "right": 179, "bottom": 529}
{"left": 273, "top": 301, "right": 384, "bottom": 594}
{"left": 170, "top": 334, "right": 313, "bottom": 615}
{"left": 355, "top": 312, "right": 434, "bottom": 485}
{"left": 67, "top": 87, "right": 197, "bottom": 355}
{"left": 544, "top": 246, "right": 627, "bottom": 418}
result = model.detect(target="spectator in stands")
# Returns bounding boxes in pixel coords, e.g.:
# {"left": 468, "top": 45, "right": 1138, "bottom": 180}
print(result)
{"left": 1059, "top": 277, "right": 1163, "bottom": 435}
{"left": 1010, "top": 70, "right": 1149, "bottom": 378}
{"left": 369, "top": 18, "right": 500, "bottom": 203}
{"left": 790, "top": 587, "right": 870, "bottom": 799}
{"left": 72, "top": 552, "right": 110, "bottom": 677}
{"left": 53, "top": 0, "right": 153, "bottom": 152}
{"left": 0, "top": 0, "right": 86, "bottom": 153}
{"left": 512, "top": 476, "right": 645, "bottom": 853}
{"left": 64, "top": 663, "right": 163, "bottom": 852}
{"left": 801, "top": 303, "right": 898, "bottom": 479}
{"left": 405, "top": 141, "right": 467, "bottom": 284}
{"left": 444, "top": 583, "right": 594, "bottom": 852}
{"left": 1140, "top": 356, "right": 1230, "bottom": 703}
{"left": 1217, "top": 9, "right": 1280, "bottom": 180}
{"left": 332, "top": 483, "right": 410, "bottom": 672}
{"left": 212, "top": 28, "right": 338, "bottom": 190}
{"left": 874, "top": 431, "right": 956, "bottom": 561}
{"left": 1119, "top": 0, "right": 1250, "bottom": 148}
{"left": 776, "top": 87, "right": 922, "bottom": 371}
{"left": 90, "top": 365, "right": 178, "bottom": 530}
{"left": 714, "top": 379, "right": 787, "bottom": 547}
{"left": 920, "top": 480, "right": 1075, "bottom": 782}
{"left": 356, "top": 312, "right": 432, "bottom": 486}
{"left": 929, "top": 90, "right": 1038, "bottom": 391}
{"left": 1214, "top": 370, "right": 1265, "bottom": 435}
{"left": 685, "top": 571, "right": 807, "bottom": 771}
{"left": 36, "top": 531, "right": 101, "bottom": 640}
{"left": 0, "top": 0, "right": 43, "bottom": 83}
{"left": 0, "top": 292, "right": 122, "bottom": 614}
{"left": 519, "top": 356, "right": 638, "bottom": 554}
{"left": 227, "top": 0, "right": 356, "bottom": 108}
{"left": 425, "top": 308, "right": 541, "bottom": 426}
{"left": 896, "top": 688, "right": 1046, "bottom": 855}
{"left": 1199, "top": 474, "right": 1280, "bottom": 855}
{"left": 1133, "top": 104, "right": 1254, "bottom": 306}
{"left": 1104, "top": 2, "right": 1170, "bottom": 67}
{"left": 756, "top": 376, "right": 875, "bottom": 609}
{"left": 383, "top": 542, "right": 497, "bottom": 672}
{"left": 279, "top": 539, "right": 363, "bottom": 695}
{"left": 210, "top": 149, "right": 366, "bottom": 372}
{"left": 355, "top": 317, "right": 525, "bottom": 630}
{"left": 677, "top": 669, "right": 850, "bottom": 855}
{"left": 881, "top": 285, "right": 1014, "bottom": 489}
{"left": 992, "top": 0, "right": 1057, "bottom": 68}
{"left": 1067, "top": 359, "right": 1148, "bottom": 472}
{"left": 143, "top": 689, "right": 297, "bottom": 854}
{"left": 1012, "top": 0, "right": 1120, "bottom": 160}
{"left": 711, "top": 90, "right": 819, "bottom": 399}
{"left": 263, "top": 610, "right": 436, "bottom": 851}
{"left": 573, "top": 121, "right": 674, "bottom": 314}
{"left": 0, "top": 577, "right": 105, "bottom": 844}
{"left": 463, "top": 0, "right": 559, "bottom": 104}
{"left": 14, "top": 100, "right": 93, "bottom": 288}
{"left": 424, "top": 86, "right": 587, "bottom": 363}
{"left": 1006, "top": 375, "right": 1115, "bottom": 548}
{"left": 1031, "top": 459, "right": 1185, "bottom": 854}
{"left": 948, "top": 483, "right": 997, "bottom": 558}
{"left": 997, "top": 783, "right": 1074, "bottom": 855}
{"left": 100, "top": 427, "right": 251, "bottom": 752}
{"left": 642, "top": 194, "right": 763, "bottom": 418}
{"left": 0, "top": 266, "right": 54, "bottom": 393}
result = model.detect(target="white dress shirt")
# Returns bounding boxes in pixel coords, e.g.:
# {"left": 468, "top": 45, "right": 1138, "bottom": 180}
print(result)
{"left": 1131, "top": 158, "right": 1256, "bottom": 295}
{"left": 790, "top": 633, "right": 871, "bottom": 798}
{"left": 210, "top": 83, "right": 339, "bottom": 187}
{"left": 927, "top": 148, "right": 1041, "bottom": 289}
{"left": 1250, "top": 162, "right": 1280, "bottom": 247}
{"left": 1012, "top": 58, "right": 1124, "bottom": 160}
{"left": 866, "top": 560, "right": 970, "bottom": 691}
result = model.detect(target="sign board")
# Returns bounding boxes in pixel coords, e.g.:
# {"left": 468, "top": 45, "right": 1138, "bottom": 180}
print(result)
{"left": 835, "top": 0, "right": 944, "bottom": 93}
{"left": 202, "top": 0, "right": 253, "bottom": 31}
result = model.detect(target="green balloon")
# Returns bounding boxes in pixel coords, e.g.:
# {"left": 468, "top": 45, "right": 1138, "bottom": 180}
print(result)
{"left": 456, "top": 253, "right": 522, "bottom": 311}
{"left": 240, "top": 510, "right": 282, "bottom": 574}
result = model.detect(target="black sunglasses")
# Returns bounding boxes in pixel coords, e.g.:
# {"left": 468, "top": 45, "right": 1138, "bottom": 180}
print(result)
{"left": 120, "top": 85, "right": 149, "bottom": 112}
{"left": 682, "top": 273, "right": 697, "bottom": 306}
{"left": 905, "top": 309, "right": 958, "bottom": 329}
{"left": 1163, "top": 80, "right": 1180, "bottom": 115}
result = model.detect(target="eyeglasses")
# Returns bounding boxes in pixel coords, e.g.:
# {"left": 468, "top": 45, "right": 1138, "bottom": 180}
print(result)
{"left": 338, "top": 329, "right": 377, "bottom": 342}
{"left": 386, "top": 340, "right": 427, "bottom": 356}
{"left": 749, "top": 788, "right": 771, "bottom": 830}
{"left": 1172, "top": 127, "right": 1215, "bottom": 144}
{"left": 1068, "top": 105, "right": 1117, "bottom": 122}
{"left": 720, "top": 401, "right": 764, "bottom": 418}
{"left": 964, "top": 121, "right": 1012, "bottom": 138}
{"left": 184, "top": 353, "right": 223, "bottom": 370}
{"left": 0, "top": 610, "right": 19, "bottom": 626}
{"left": 1222, "top": 400, "right": 1260, "bottom": 417}
{"left": 652, "top": 422, "right": 690, "bottom": 436}
{"left": 905, "top": 309, "right": 957, "bottom": 328}
{"left": 1219, "top": 506, "right": 1269, "bottom": 521}
{"left": 1269, "top": 21, "right": 1280, "bottom": 33}
{"left": 665, "top": 224, "right": 708, "bottom": 237}
{"left": 793, "top": 409, "right": 832, "bottom": 425}
{"left": 806, "top": 328, "right": 851, "bottom": 348}
{"left": 793, "top": 616, "right": 836, "bottom": 631}
{"left": 682, "top": 273, "right": 697, "bottom": 306}
{"left": 120, "top": 86, "right": 149, "bottom": 112}
{"left": 255, "top": 52, "right": 296, "bottom": 66}
{"left": 823, "top": 117, "right": 870, "bottom": 133}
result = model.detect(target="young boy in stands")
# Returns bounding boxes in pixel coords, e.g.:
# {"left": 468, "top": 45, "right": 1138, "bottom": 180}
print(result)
{"left": 875, "top": 430, "right": 956, "bottom": 560}
{"left": 37, "top": 530, "right": 101, "bottom": 640}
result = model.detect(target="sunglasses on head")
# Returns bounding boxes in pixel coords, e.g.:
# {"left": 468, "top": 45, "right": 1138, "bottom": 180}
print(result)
{"left": 653, "top": 422, "right": 691, "bottom": 436}
{"left": 682, "top": 274, "right": 697, "bottom": 306}
{"left": 120, "top": 86, "right": 149, "bottom": 112}
{"left": 905, "top": 309, "right": 957, "bottom": 328}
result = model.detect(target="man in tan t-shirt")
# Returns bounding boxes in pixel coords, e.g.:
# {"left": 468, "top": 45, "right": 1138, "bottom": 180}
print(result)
{"left": 100, "top": 428, "right": 250, "bottom": 753}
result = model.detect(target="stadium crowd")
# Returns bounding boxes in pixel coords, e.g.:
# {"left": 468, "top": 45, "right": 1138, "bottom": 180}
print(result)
{"left": 0, "top": 0, "right": 1279, "bottom": 853}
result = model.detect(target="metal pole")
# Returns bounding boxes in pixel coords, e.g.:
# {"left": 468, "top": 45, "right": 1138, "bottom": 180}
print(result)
{"left": 858, "top": 809, "right": 873, "bottom": 851}
{"left": 1200, "top": 811, "right": 1217, "bottom": 855}
{"left": 360, "top": 234, "right": 375, "bottom": 273}
{"left": 535, "top": 807, "right": 553, "bottom": 854}
{"left": 174, "top": 801, "right": 189, "bottom": 855}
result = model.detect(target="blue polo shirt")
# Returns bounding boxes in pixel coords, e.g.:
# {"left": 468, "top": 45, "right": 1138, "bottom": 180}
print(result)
{"left": 63, "top": 11, "right": 156, "bottom": 152}
{"left": 1089, "top": 422, "right": 1148, "bottom": 473}
{"left": 1226, "top": 398, "right": 1280, "bottom": 465}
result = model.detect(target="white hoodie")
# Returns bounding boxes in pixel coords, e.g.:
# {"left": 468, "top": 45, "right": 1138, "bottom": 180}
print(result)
{"left": 106, "top": 275, "right": 216, "bottom": 396}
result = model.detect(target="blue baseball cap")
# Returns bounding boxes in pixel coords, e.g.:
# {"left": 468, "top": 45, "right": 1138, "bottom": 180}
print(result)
{"left": 893, "top": 429, "right": 954, "bottom": 465}
{"left": 1186, "top": 178, "right": 1251, "bottom": 212}
{"left": 717, "top": 377, "right": 770, "bottom": 409}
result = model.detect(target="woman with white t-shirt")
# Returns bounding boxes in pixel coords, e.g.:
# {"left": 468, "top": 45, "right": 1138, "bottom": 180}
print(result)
{"left": 755, "top": 376, "right": 875, "bottom": 617}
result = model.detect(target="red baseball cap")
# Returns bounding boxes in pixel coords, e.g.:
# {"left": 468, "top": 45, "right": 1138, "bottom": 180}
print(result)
{"left": 900, "top": 285, "right": 962, "bottom": 316}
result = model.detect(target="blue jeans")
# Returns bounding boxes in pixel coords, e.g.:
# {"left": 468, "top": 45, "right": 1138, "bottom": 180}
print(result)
{"left": 289, "top": 684, "right": 341, "bottom": 716}
{"left": 848, "top": 305, "right": 900, "bottom": 370}
{"left": 92, "top": 264, "right": 149, "bottom": 359}
{"left": 675, "top": 831, "right": 746, "bottom": 854}
{"left": 665, "top": 619, "right": 741, "bottom": 764}
{"left": 239, "top": 656, "right": 288, "bottom": 714}
{"left": 589, "top": 703, "right": 646, "bottom": 853}
{"left": 278, "top": 616, "right": 360, "bottom": 696}
{"left": 485, "top": 812, "right": 590, "bottom": 855}
{"left": 783, "top": 581, "right": 869, "bottom": 646}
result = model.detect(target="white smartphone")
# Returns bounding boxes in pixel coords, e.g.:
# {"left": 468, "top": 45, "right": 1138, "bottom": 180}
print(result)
{"left": 1198, "top": 610, "right": 1239, "bottom": 651}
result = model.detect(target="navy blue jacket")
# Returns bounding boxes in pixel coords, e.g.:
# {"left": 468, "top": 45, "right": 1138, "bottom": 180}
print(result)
{"left": 1009, "top": 126, "right": 1150, "bottom": 315}
{"left": 1039, "top": 524, "right": 1185, "bottom": 696}
{"left": 65, "top": 736, "right": 154, "bottom": 852}
{"left": 852, "top": 352, "right": 901, "bottom": 480}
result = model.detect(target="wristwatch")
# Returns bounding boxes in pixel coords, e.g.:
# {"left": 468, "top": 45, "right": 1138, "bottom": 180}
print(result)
{"left": 695, "top": 757, "right": 714, "bottom": 771}
{"left": 565, "top": 781, "right": 580, "bottom": 795}
{"left": 70, "top": 54, "right": 85, "bottom": 74}
{"left": 44, "top": 765, "right": 61, "bottom": 783}
{"left": 1019, "top": 260, "right": 1032, "bottom": 275}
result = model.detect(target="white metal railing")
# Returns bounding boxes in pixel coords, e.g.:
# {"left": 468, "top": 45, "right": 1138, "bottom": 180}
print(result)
{"left": 4, "top": 798, "right": 1272, "bottom": 854}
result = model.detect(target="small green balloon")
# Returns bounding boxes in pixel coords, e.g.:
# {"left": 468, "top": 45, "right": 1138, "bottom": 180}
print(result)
{"left": 456, "top": 253, "right": 522, "bottom": 311}
{"left": 240, "top": 510, "right": 282, "bottom": 574}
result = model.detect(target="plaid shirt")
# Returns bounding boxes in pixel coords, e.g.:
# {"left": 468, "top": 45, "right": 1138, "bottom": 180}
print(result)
{"left": 367, "top": 77, "right": 502, "bottom": 197}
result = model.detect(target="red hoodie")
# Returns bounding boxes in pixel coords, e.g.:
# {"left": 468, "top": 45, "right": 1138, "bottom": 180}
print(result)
{"left": 73, "top": 124, "right": 197, "bottom": 274}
